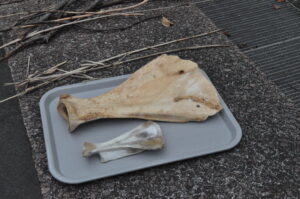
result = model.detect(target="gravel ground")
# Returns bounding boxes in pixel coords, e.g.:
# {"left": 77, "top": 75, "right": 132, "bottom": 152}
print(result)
{"left": 0, "top": 1, "right": 299, "bottom": 198}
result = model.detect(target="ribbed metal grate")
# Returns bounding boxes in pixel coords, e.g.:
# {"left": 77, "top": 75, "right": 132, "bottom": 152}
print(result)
{"left": 196, "top": 0, "right": 300, "bottom": 108}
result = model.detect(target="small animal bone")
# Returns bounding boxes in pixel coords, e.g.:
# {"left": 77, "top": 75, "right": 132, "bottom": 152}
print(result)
{"left": 82, "top": 121, "right": 164, "bottom": 163}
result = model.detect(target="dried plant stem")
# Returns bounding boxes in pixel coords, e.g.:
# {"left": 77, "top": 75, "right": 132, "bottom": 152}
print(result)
{"left": 0, "top": 76, "right": 62, "bottom": 104}
{"left": 0, "top": 44, "right": 229, "bottom": 104}
{"left": 9, "top": 30, "right": 222, "bottom": 87}
{"left": 74, "top": 15, "right": 161, "bottom": 33}
{"left": 83, "top": 29, "right": 222, "bottom": 66}
{"left": 0, "top": 12, "right": 26, "bottom": 19}
{"left": 11, "top": 44, "right": 229, "bottom": 87}
{"left": 53, "top": 0, "right": 149, "bottom": 22}
{"left": 85, "top": 44, "right": 230, "bottom": 73}
{"left": 56, "top": 69, "right": 95, "bottom": 80}
{"left": 24, "top": 56, "right": 31, "bottom": 89}
{"left": 0, "top": 0, "right": 131, "bottom": 60}
{"left": 13, "top": 0, "right": 77, "bottom": 34}
{"left": 0, "top": 1, "right": 199, "bottom": 22}
{"left": 0, "top": 12, "right": 142, "bottom": 51}
{"left": 0, "top": 0, "right": 24, "bottom": 5}
{"left": 0, "top": 0, "right": 127, "bottom": 19}
{"left": 287, "top": 0, "right": 300, "bottom": 11}
{"left": 11, "top": 61, "right": 67, "bottom": 87}
{"left": 0, "top": 9, "right": 114, "bottom": 20}
{"left": 11, "top": 30, "right": 222, "bottom": 86}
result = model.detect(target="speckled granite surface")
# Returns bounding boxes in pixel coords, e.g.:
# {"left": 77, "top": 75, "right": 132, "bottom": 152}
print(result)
{"left": 1, "top": 0, "right": 299, "bottom": 198}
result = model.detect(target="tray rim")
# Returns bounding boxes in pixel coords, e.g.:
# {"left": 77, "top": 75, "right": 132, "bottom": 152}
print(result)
{"left": 39, "top": 73, "right": 242, "bottom": 184}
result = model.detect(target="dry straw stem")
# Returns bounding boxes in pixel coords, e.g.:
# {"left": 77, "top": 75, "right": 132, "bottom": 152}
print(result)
{"left": 17, "top": 44, "right": 228, "bottom": 86}
{"left": 1, "top": 30, "right": 227, "bottom": 104}
{"left": 287, "top": 0, "right": 300, "bottom": 11}
{"left": 24, "top": 56, "right": 31, "bottom": 89}
{"left": 5, "top": 61, "right": 68, "bottom": 87}
{"left": 1, "top": 44, "right": 229, "bottom": 104}
{"left": 0, "top": 0, "right": 131, "bottom": 19}
{"left": 0, "top": 0, "right": 213, "bottom": 20}
{"left": 83, "top": 29, "right": 222, "bottom": 66}
{"left": 0, "top": 9, "right": 114, "bottom": 19}
{"left": 0, "top": 0, "right": 23, "bottom": 5}
{"left": 0, "top": 44, "right": 228, "bottom": 104}
{"left": 83, "top": 44, "right": 230, "bottom": 73}
{"left": 0, "top": 12, "right": 142, "bottom": 50}
{"left": 0, "top": 76, "right": 62, "bottom": 104}
{"left": 53, "top": 0, "right": 149, "bottom": 22}
{"left": 11, "top": 29, "right": 222, "bottom": 86}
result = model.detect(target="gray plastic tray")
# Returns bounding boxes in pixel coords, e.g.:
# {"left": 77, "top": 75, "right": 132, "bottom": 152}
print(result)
{"left": 39, "top": 71, "right": 242, "bottom": 184}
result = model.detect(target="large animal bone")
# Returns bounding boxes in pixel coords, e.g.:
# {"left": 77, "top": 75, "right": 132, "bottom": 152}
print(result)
{"left": 57, "top": 54, "right": 222, "bottom": 132}
{"left": 82, "top": 121, "right": 164, "bottom": 163}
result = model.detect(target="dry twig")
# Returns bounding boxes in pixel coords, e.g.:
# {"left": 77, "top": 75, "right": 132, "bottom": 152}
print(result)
{"left": 0, "top": 12, "right": 142, "bottom": 60}
{"left": 10, "top": 30, "right": 222, "bottom": 86}
{"left": 0, "top": 44, "right": 229, "bottom": 104}
{"left": 0, "top": 0, "right": 128, "bottom": 19}
{"left": 5, "top": 61, "right": 67, "bottom": 87}
{"left": 53, "top": 0, "right": 149, "bottom": 22}
{"left": 0, "top": 0, "right": 135, "bottom": 60}
{"left": 84, "top": 44, "right": 230, "bottom": 74}
{"left": 0, "top": 0, "right": 24, "bottom": 5}
{"left": 83, "top": 29, "right": 222, "bottom": 66}
{"left": 0, "top": 76, "right": 62, "bottom": 104}
{"left": 287, "top": 0, "right": 300, "bottom": 11}
{"left": 24, "top": 56, "right": 31, "bottom": 89}
{"left": 74, "top": 15, "right": 161, "bottom": 33}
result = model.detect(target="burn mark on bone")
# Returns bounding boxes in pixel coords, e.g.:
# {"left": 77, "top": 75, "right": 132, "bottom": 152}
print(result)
{"left": 178, "top": 70, "right": 185, "bottom": 74}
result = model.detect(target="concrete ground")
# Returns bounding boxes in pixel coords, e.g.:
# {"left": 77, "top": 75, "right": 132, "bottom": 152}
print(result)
{"left": 0, "top": 37, "right": 41, "bottom": 199}
{"left": 198, "top": 0, "right": 300, "bottom": 108}
{"left": 0, "top": 0, "right": 299, "bottom": 198}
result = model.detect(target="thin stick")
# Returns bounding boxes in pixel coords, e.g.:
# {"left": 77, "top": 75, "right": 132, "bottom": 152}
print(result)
{"left": 26, "top": 56, "right": 31, "bottom": 76}
{"left": 5, "top": 61, "right": 67, "bottom": 87}
{"left": 15, "top": 65, "right": 90, "bottom": 83}
{"left": 0, "top": 44, "right": 229, "bottom": 104}
{"left": 13, "top": 30, "right": 223, "bottom": 85}
{"left": 0, "top": 0, "right": 127, "bottom": 19}
{"left": 287, "top": 0, "right": 300, "bottom": 11}
{"left": 0, "top": 12, "right": 142, "bottom": 51}
{"left": 15, "top": 61, "right": 67, "bottom": 87}
{"left": 0, "top": 0, "right": 128, "bottom": 60}
{"left": 83, "top": 29, "right": 222, "bottom": 65}
{"left": 14, "top": 44, "right": 229, "bottom": 85}
{"left": 0, "top": 0, "right": 24, "bottom": 5}
{"left": 16, "top": 0, "right": 77, "bottom": 37}
{"left": 0, "top": 76, "right": 62, "bottom": 104}
{"left": 0, "top": 12, "right": 27, "bottom": 19}
{"left": 53, "top": 0, "right": 149, "bottom": 22}
{"left": 86, "top": 45, "right": 230, "bottom": 72}
{"left": 74, "top": 15, "right": 161, "bottom": 33}
{"left": 0, "top": 0, "right": 189, "bottom": 20}
{"left": 43, "top": 61, "right": 67, "bottom": 75}
{"left": 57, "top": 68, "right": 95, "bottom": 80}
{"left": 0, "top": 1, "right": 201, "bottom": 22}
{"left": 24, "top": 56, "right": 31, "bottom": 89}
{"left": 9, "top": 30, "right": 222, "bottom": 86}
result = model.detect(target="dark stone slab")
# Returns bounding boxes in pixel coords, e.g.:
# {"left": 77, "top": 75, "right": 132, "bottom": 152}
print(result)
{"left": 0, "top": 1, "right": 299, "bottom": 198}
{"left": 0, "top": 36, "right": 41, "bottom": 199}
{"left": 196, "top": 0, "right": 300, "bottom": 108}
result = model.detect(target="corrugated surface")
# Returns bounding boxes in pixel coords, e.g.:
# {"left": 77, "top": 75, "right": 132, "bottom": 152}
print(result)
{"left": 197, "top": 0, "right": 300, "bottom": 108}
